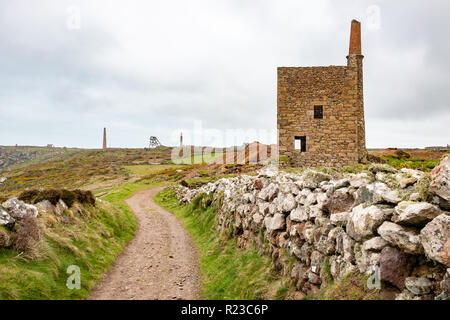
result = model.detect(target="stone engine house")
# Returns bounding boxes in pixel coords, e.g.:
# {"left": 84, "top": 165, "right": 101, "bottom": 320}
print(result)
{"left": 277, "top": 20, "right": 366, "bottom": 167}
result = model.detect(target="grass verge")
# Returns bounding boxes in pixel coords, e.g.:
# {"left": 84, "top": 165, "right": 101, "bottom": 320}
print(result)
{"left": 154, "top": 187, "right": 289, "bottom": 300}
{"left": 0, "top": 180, "right": 157, "bottom": 300}
{"left": 318, "top": 271, "right": 380, "bottom": 300}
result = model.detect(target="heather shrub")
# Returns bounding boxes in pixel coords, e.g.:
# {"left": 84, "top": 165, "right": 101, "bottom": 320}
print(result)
{"left": 9, "top": 216, "right": 41, "bottom": 254}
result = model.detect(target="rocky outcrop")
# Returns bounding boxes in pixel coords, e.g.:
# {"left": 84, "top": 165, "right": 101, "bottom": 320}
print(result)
{"left": 0, "top": 206, "right": 15, "bottom": 228}
{"left": 0, "top": 147, "right": 38, "bottom": 170}
{"left": 176, "top": 159, "right": 450, "bottom": 299}
{"left": 2, "top": 198, "right": 38, "bottom": 220}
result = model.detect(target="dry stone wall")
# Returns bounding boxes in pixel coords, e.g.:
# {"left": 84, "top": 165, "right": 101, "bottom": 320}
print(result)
{"left": 176, "top": 156, "right": 450, "bottom": 300}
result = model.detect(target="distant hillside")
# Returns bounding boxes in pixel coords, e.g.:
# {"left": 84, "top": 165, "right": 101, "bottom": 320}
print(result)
{"left": 0, "top": 146, "right": 84, "bottom": 172}
{"left": 0, "top": 146, "right": 175, "bottom": 199}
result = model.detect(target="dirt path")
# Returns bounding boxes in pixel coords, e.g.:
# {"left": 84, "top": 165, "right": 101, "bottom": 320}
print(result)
{"left": 88, "top": 187, "right": 200, "bottom": 300}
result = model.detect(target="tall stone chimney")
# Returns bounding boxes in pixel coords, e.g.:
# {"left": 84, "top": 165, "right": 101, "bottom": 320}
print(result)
{"left": 103, "top": 128, "right": 107, "bottom": 151}
{"left": 347, "top": 20, "right": 363, "bottom": 68}
{"left": 180, "top": 132, "right": 183, "bottom": 148}
{"left": 346, "top": 19, "right": 366, "bottom": 162}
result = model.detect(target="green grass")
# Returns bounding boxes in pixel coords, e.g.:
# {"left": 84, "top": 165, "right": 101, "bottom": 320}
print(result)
{"left": 381, "top": 155, "right": 439, "bottom": 171}
{"left": 123, "top": 164, "right": 185, "bottom": 176}
{"left": 318, "top": 271, "right": 380, "bottom": 300}
{"left": 0, "top": 180, "right": 160, "bottom": 300}
{"left": 173, "top": 152, "right": 223, "bottom": 165}
{"left": 154, "top": 188, "right": 288, "bottom": 300}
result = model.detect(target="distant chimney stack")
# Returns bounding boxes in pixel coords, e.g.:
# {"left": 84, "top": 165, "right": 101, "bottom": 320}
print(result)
{"left": 180, "top": 132, "right": 183, "bottom": 148}
{"left": 349, "top": 19, "right": 362, "bottom": 55}
{"left": 103, "top": 128, "right": 107, "bottom": 151}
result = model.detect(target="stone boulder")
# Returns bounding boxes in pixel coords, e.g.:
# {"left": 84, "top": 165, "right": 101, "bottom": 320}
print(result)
{"left": 330, "top": 212, "right": 349, "bottom": 227}
{"left": 258, "top": 183, "right": 279, "bottom": 201}
{"left": 399, "top": 177, "right": 417, "bottom": 189}
{"left": 378, "top": 221, "right": 423, "bottom": 254}
{"left": 290, "top": 206, "right": 308, "bottom": 222}
{"left": 350, "top": 172, "right": 372, "bottom": 188}
{"left": 400, "top": 168, "right": 424, "bottom": 180}
{"left": 281, "top": 193, "right": 297, "bottom": 212}
{"left": 356, "top": 182, "right": 401, "bottom": 205}
{"left": 302, "top": 170, "right": 331, "bottom": 189}
{"left": 35, "top": 200, "right": 55, "bottom": 215}
{"left": 254, "top": 178, "right": 264, "bottom": 190}
{"left": 0, "top": 206, "right": 15, "bottom": 228}
{"left": 295, "top": 188, "right": 311, "bottom": 205}
{"left": 258, "top": 165, "right": 278, "bottom": 178}
{"left": 380, "top": 246, "right": 413, "bottom": 290}
{"left": 429, "top": 155, "right": 450, "bottom": 208}
{"left": 266, "top": 214, "right": 286, "bottom": 232}
{"left": 54, "top": 199, "right": 68, "bottom": 215}
{"left": 346, "top": 204, "right": 392, "bottom": 241}
{"left": 242, "top": 193, "right": 255, "bottom": 204}
{"left": 280, "top": 182, "right": 300, "bottom": 195}
{"left": 332, "top": 178, "right": 350, "bottom": 190}
{"left": 363, "top": 236, "right": 389, "bottom": 252}
{"left": 420, "top": 214, "right": 450, "bottom": 267}
{"left": 322, "top": 188, "right": 354, "bottom": 214}
{"left": 308, "top": 204, "right": 323, "bottom": 219}
{"left": 392, "top": 202, "right": 441, "bottom": 226}
{"left": 2, "top": 198, "right": 38, "bottom": 220}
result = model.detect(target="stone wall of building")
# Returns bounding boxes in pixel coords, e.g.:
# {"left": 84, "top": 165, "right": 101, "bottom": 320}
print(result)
{"left": 277, "top": 20, "right": 366, "bottom": 168}
{"left": 175, "top": 156, "right": 450, "bottom": 300}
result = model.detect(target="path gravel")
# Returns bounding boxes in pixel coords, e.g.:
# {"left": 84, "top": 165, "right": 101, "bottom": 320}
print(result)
{"left": 88, "top": 187, "right": 200, "bottom": 300}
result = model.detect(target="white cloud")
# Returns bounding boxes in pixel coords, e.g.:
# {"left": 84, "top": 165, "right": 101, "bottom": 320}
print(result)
{"left": 0, "top": 0, "right": 448, "bottom": 148}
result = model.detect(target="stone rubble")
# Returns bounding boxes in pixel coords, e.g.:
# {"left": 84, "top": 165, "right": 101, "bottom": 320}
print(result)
{"left": 176, "top": 156, "right": 450, "bottom": 299}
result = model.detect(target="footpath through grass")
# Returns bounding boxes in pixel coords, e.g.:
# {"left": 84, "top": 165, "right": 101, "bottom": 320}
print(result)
{"left": 154, "top": 187, "right": 289, "bottom": 300}
{"left": 0, "top": 179, "right": 158, "bottom": 300}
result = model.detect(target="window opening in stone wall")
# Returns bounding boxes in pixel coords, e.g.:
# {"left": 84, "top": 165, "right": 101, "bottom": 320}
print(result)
{"left": 295, "top": 136, "right": 306, "bottom": 152}
{"left": 314, "top": 105, "right": 323, "bottom": 119}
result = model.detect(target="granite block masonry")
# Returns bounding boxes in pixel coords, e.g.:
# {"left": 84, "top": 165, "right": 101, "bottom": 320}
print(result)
{"left": 277, "top": 20, "right": 366, "bottom": 167}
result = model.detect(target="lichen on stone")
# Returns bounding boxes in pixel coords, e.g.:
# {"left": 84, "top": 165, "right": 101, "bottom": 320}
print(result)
{"left": 416, "top": 174, "right": 431, "bottom": 201}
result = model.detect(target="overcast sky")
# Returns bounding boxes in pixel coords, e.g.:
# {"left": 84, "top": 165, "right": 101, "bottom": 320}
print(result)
{"left": 0, "top": 0, "right": 449, "bottom": 149}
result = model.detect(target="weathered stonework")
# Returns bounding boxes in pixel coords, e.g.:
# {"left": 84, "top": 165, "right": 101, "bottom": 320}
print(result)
{"left": 277, "top": 20, "right": 366, "bottom": 167}
{"left": 176, "top": 157, "right": 450, "bottom": 299}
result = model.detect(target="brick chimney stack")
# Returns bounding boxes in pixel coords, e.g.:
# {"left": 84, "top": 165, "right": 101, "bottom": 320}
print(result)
{"left": 103, "top": 128, "right": 107, "bottom": 151}
{"left": 349, "top": 19, "right": 362, "bottom": 55}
